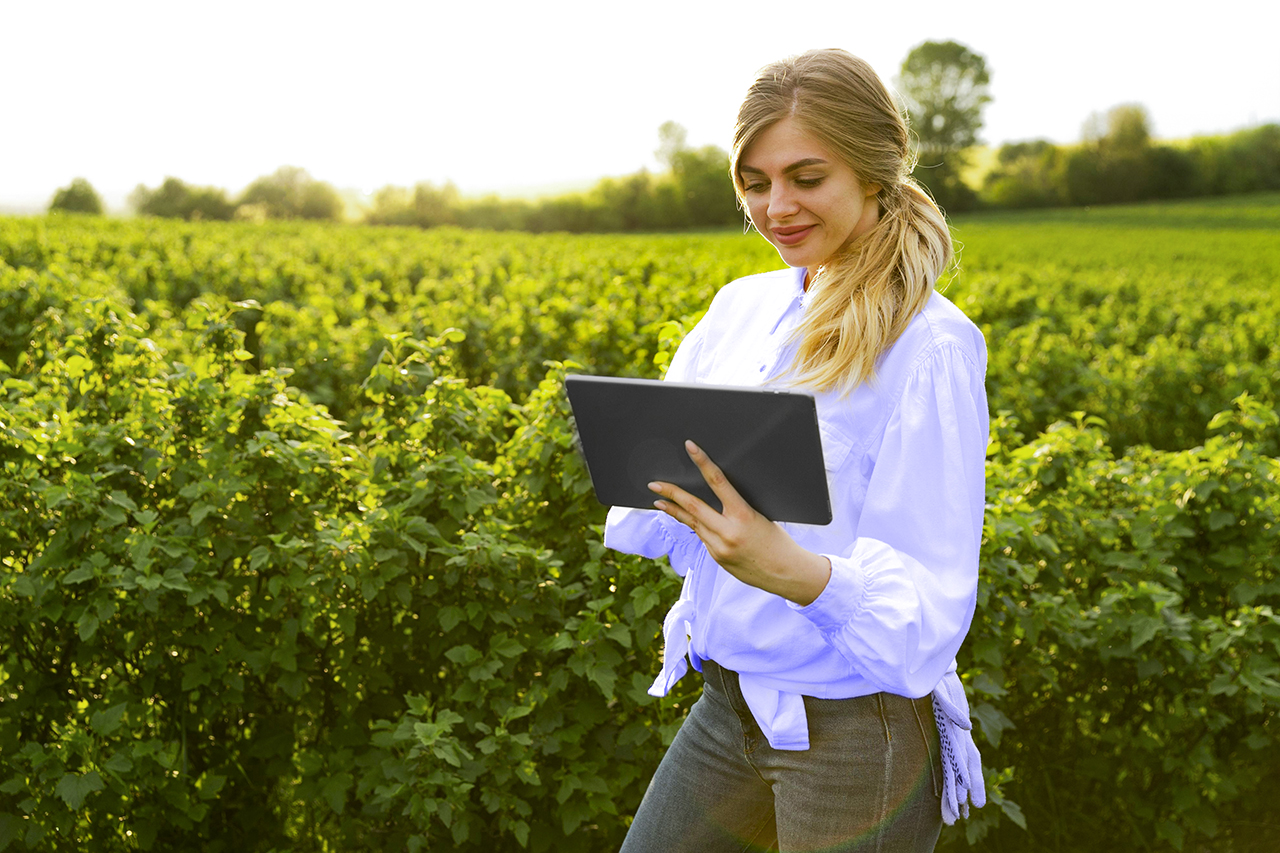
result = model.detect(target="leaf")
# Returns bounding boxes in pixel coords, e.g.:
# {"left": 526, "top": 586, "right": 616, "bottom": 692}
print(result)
{"left": 100, "top": 504, "right": 127, "bottom": 528}
{"left": 1207, "top": 510, "right": 1236, "bottom": 531}
{"left": 491, "top": 635, "right": 526, "bottom": 658}
{"left": 444, "top": 645, "right": 481, "bottom": 665}
{"left": 77, "top": 612, "right": 100, "bottom": 642}
{"left": 64, "top": 355, "right": 93, "bottom": 379}
{"left": 999, "top": 796, "right": 1027, "bottom": 830}
{"left": 102, "top": 752, "right": 134, "bottom": 776}
{"left": 197, "top": 773, "right": 226, "bottom": 800}
{"left": 62, "top": 566, "right": 94, "bottom": 585}
{"left": 0, "top": 812, "right": 22, "bottom": 852}
{"left": 439, "top": 606, "right": 465, "bottom": 632}
{"left": 42, "top": 486, "right": 69, "bottom": 509}
{"left": 321, "top": 772, "right": 353, "bottom": 814}
{"left": 90, "top": 703, "right": 127, "bottom": 736}
{"left": 1130, "top": 614, "right": 1162, "bottom": 651}
{"left": 631, "top": 585, "right": 660, "bottom": 617}
{"left": 587, "top": 661, "right": 617, "bottom": 699}
{"left": 971, "top": 702, "right": 1015, "bottom": 748}
{"left": 55, "top": 771, "right": 104, "bottom": 811}
{"left": 189, "top": 503, "right": 216, "bottom": 526}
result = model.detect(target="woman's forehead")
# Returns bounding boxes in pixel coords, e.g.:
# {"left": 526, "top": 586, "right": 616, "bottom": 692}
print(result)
{"left": 740, "top": 118, "right": 835, "bottom": 171}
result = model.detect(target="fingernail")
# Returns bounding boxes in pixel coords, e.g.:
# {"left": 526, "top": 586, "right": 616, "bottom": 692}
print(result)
{"left": 648, "top": 482, "right": 660, "bottom": 492}
{"left": 685, "top": 440, "right": 698, "bottom": 453}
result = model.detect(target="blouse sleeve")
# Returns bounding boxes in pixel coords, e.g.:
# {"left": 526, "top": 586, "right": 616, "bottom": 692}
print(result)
{"left": 790, "top": 341, "right": 988, "bottom": 697}
{"left": 602, "top": 321, "right": 706, "bottom": 576}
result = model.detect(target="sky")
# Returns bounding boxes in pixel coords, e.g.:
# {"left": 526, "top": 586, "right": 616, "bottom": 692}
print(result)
{"left": 4, "top": 0, "right": 1279, "bottom": 212}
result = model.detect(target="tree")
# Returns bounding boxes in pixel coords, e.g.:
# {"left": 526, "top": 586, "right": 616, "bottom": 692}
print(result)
{"left": 1069, "top": 104, "right": 1158, "bottom": 205}
{"left": 654, "top": 121, "right": 739, "bottom": 228}
{"left": 1083, "top": 103, "right": 1152, "bottom": 156}
{"left": 130, "top": 177, "right": 234, "bottom": 221}
{"left": 237, "top": 166, "right": 344, "bottom": 221}
{"left": 983, "top": 140, "right": 1066, "bottom": 208}
{"left": 655, "top": 121, "right": 689, "bottom": 170}
{"left": 49, "top": 178, "right": 104, "bottom": 214}
{"left": 897, "top": 40, "right": 992, "bottom": 211}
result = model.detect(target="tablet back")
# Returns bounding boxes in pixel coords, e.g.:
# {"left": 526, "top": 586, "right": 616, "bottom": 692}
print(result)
{"left": 565, "top": 374, "right": 832, "bottom": 525}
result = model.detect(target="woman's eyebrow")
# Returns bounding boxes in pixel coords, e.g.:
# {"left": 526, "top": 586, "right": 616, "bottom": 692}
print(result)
{"left": 738, "top": 158, "right": 829, "bottom": 176}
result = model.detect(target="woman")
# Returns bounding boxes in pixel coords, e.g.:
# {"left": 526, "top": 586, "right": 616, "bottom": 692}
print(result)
{"left": 604, "top": 49, "right": 987, "bottom": 852}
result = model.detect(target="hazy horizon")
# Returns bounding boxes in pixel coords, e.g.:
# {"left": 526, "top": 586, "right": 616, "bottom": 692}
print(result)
{"left": 5, "top": 0, "right": 1278, "bottom": 214}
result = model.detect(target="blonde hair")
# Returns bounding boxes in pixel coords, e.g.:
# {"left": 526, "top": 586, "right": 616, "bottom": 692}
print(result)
{"left": 731, "top": 49, "right": 953, "bottom": 393}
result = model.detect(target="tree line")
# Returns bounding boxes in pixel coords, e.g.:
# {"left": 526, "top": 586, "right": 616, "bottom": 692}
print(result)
{"left": 46, "top": 40, "right": 1280, "bottom": 228}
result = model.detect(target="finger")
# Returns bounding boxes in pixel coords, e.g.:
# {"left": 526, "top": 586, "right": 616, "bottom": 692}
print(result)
{"left": 684, "top": 440, "right": 747, "bottom": 512}
{"left": 649, "top": 480, "right": 713, "bottom": 531}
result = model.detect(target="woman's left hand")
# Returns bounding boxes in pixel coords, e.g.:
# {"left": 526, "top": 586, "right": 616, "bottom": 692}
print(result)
{"left": 649, "top": 440, "right": 832, "bottom": 606}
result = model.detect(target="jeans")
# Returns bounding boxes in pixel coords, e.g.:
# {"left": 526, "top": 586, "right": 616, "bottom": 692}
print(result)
{"left": 620, "top": 660, "right": 943, "bottom": 853}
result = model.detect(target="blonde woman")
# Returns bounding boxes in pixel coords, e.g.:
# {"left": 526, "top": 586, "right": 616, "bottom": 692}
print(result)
{"left": 605, "top": 49, "right": 986, "bottom": 852}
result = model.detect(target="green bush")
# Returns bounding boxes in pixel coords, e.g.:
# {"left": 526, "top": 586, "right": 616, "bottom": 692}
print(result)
{"left": 2, "top": 201, "right": 1278, "bottom": 849}
{"left": 943, "top": 401, "right": 1280, "bottom": 851}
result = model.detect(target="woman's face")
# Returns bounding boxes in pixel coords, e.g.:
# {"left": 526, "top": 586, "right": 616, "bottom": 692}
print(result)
{"left": 738, "top": 117, "right": 880, "bottom": 271}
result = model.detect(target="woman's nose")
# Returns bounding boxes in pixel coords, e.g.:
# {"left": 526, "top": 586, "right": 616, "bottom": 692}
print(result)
{"left": 767, "top": 185, "right": 800, "bottom": 220}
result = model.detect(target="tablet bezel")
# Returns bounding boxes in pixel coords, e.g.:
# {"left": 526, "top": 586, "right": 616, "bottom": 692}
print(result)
{"left": 565, "top": 374, "right": 832, "bottom": 525}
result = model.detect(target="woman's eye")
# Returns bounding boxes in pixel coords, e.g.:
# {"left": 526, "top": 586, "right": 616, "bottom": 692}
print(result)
{"left": 795, "top": 177, "right": 823, "bottom": 189}
{"left": 743, "top": 182, "right": 767, "bottom": 194}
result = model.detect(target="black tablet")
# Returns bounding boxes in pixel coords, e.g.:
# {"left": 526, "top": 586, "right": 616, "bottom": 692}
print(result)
{"left": 564, "top": 374, "right": 832, "bottom": 525}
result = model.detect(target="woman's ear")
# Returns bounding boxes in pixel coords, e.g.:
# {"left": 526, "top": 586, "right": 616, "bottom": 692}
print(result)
{"left": 864, "top": 182, "right": 882, "bottom": 197}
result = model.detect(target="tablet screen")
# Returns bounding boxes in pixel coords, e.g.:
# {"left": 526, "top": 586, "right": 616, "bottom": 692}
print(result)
{"left": 565, "top": 374, "right": 832, "bottom": 525}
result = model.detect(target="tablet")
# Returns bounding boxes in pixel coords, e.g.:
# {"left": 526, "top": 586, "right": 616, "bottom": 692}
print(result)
{"left": 564, "top": 374, "right": 832, "bottom": 525}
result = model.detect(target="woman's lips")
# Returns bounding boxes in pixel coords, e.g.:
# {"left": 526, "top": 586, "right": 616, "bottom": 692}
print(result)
{"left": 772, "top": 224, "right": 815, "bottom": 246}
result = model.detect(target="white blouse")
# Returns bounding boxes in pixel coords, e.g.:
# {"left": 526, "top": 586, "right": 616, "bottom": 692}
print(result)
{"left": 604, "top": 264, "right": 989, "bottom": 820}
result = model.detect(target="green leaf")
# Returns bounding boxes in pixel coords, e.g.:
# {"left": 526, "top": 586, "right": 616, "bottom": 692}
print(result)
{"left": 62, "top": 566, "right": 94, "bottom": 585}
{"left": 1207, "top": 510, "right": 1236, "bottom": 531}
{"left": 0, "top": 811, "right": 22, "bottom": 852}
{"left": 103, "top": 752, "right": 134, "bottom": 776}
{"left": 189, "top": 503, "right": 216, "bottom": 526}
{"left": 197, "top": 773, "right": 226, "bottom": 800}
{"left": 971, "top": 702, "right": 1015, "bottom": 748}
{"left": 42, "top": 486, "right": 69, "bottom": 509}
{"left": 632, "top": 585, "right": 660, "bottom": 617}
{"left": 587, "top": 661, "right": 617, "bottom": 699}
{"left": 439, "top": 606, "right": 465, "bottom": 632}
{"left": 64, "top": 355, "right": 93, "bottom": 379}
{"left": 1156, "top": 819, "right": 1186, "bottom": 850}
{"left": 90, "top": 703, "right": 127, "bottom": 736}
{"left": 77, "top": 612, "right": 100, "bottom": 642}
{"left": 54, "top": 771, "right": 104, "bottom": 811}
{"left": 1129, "top": 614, "right": 1162, "bottom": 651}
{"left": 999, "top": 796, "right": 1027, "bottom": 829}
{"left": 491, "top": 635, "right": 526, "bottom": 658}
{"left": 444, "top": 644, "right": 481, "bottom": 665}
{"left": 321, "top": 772, "right": 353, "bottom": 814}
{"left": 100, "top": 504, "right": 127, "bottom": 528}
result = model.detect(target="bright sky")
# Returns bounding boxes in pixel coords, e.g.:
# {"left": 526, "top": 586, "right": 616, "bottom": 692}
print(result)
{"left": 4, "top": 0, "right": 1279, "bottom": 212}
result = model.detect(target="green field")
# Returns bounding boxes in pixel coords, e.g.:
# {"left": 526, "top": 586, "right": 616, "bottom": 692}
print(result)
{"left": 1, "top": 197, "right": 1278, "bottom": 851}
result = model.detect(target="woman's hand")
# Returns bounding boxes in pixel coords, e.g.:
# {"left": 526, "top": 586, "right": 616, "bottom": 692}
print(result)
{"left": 649, "top": 440, "right": 832, "bottom": 606}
